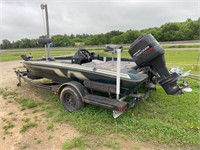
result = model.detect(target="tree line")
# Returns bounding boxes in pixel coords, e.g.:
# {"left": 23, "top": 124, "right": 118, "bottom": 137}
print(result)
{"left": 1, "top": 18, "right": 199, "bottom": 49}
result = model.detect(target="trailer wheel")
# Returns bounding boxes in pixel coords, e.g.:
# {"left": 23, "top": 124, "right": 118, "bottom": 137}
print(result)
{"left": 60, "top": 86, "right": 84, "bottom": 111}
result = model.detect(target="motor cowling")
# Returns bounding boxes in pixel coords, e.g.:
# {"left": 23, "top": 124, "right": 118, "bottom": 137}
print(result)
{"left": 129, "top": 34, "right": 182, "bottom": 95}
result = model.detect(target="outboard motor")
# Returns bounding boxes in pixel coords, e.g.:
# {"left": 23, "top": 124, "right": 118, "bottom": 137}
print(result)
{"left": 129, "top": 34, "right": 182, "bottom": 95}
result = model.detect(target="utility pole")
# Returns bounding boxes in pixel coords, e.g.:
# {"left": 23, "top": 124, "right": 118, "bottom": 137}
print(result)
{"left": 41, "top": 4, "right": 50, "bottom": 38}
{"left": 40, "top": 4, "right": 51, "bottom": 59}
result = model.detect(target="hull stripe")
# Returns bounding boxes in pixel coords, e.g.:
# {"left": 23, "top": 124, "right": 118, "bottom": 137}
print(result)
{"left": 25, "top": 62, "right": 131, "bottom": 79}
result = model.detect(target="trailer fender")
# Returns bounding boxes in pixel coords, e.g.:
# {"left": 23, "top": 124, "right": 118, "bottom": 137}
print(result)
{"left": 58, "top": 81, "right": 88, "bottom": 98}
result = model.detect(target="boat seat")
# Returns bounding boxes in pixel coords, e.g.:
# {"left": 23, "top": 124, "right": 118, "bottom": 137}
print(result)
{"left": 72, "top": 48, "right": 93, "bottom": 64}
{"left": 21, "top": 54, "right": 32, "bottom": 61}
{"left": 104, "top": 44, "right": 123, "bottom": 53}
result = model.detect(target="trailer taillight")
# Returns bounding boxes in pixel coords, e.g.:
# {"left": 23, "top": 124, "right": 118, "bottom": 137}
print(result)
{"left": 117, "top": 104, "right": 127, "bottom": 111}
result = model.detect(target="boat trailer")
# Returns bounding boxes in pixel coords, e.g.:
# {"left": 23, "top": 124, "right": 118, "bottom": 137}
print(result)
{"left": 14, "top": 68, "right": 153, "bottom": 118}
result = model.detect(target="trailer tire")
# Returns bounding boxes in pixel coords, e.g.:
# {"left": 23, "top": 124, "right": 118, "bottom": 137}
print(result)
{"left": 60, "top": 86, "right": 84, "bottom": 111}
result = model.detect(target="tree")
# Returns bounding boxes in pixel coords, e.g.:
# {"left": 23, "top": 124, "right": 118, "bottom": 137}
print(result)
{"left": 160, "top": 23, "right": 180, "bottom": 41}
{"left": 1, "top": 39, "right": 12, "bottom": 49}
{"left": 122, "top": 30, "right": 141, "bottom": 43}
{"left": 51, "top": 35, "right": 71, "bottom": 47}
{"left": 13, "top": 40, "right": 22, "bottom": 48}
{"left": 105, "top": 30, "right": 123, "bottom": 44}
{"left": 1, "top": 18, "right": 198, "bottom": 49}
{"left": 110, "top": 35, "right": 125, "bottom": 44}
{"left": 85, "top": 34, "right": 106, "bottom": 45}
{"left": 30, "top": 39, "right": 38, "bottom": 48}
{"left": 21, "top": 39, "right": 32, "bottom": 48}
{"left": 141, "top": 27, "right": 161, "bottom": 40}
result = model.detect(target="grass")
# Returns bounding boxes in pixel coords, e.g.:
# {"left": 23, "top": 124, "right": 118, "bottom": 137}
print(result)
{"left": 1, "top": 77, "right": 195, "bottom": 147}
{"left": 16, "top": 98, "right": 38, "bottom": 109}
{"left": 0, "top": 46, "right": 102, "bottom": 62}
{"left": 104, "top": 140, "right": 120, "bottom": 150}
{"left": 36, "top": 139, "right": 42, "bottom": 144}
{"left": 63, "top": 137, "right": 87, "bottom": 150}
{"left": 46, "top": 123, "right": 54, "bottom": 131}
{"left": 1, "top": 47, "right": 199, "bottom": 74}
{"left": 3, "top": 122, "right": 14, "bottom": 133}
{"left": 20, "top": 122, "right": 38, "bottom": 133}
{"left": 162, "top": 44, "right": 200, "bottom": 49}
{"left": 0, "top": 48, "right": 73, "bottom": 61}
{"left": 165, "top": 50, "right": 199, "bottom": 74}
{"left": 1, "top": 43, "right": 199, "bottom": 67}
{"left": 45, "top": 109, "right": 54, "bottom": 118}
{"left": 100, "top": 50, "right": 200, "bottom": 74}
{"left": 2, "top": 124, "right": 13, "bottom": 132}
{"left": 20, "top": 143, "right": 29, "bottom": 150}
{"left": 22, "top": 117, "right": 30, "bottom": 123}
{"left": 27, "top": 78, "right": 199, "bottom": 147}
{"left": 8, "top": 112, "right": 14, "bottom": 115}
{"left": 0, "top": 88, "right": 17, "bottom": 99}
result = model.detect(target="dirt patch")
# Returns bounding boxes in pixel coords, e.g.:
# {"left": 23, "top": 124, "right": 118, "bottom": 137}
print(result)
{"left": 0, "top": 61, "right": 80, "bottom": 150}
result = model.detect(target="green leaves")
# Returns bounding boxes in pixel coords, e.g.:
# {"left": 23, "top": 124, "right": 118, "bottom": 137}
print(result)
{"left": 1, "top": 18, "right": 199, "bottom": 49}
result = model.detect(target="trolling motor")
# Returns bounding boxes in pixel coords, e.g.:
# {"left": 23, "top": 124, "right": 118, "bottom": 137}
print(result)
{"left": 129, "top": 34, "right": 189, "bottom": 95}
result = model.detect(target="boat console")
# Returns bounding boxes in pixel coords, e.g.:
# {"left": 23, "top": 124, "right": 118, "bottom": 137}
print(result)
{"left": 72, "top": 48, "right": 94, "bottom": 64}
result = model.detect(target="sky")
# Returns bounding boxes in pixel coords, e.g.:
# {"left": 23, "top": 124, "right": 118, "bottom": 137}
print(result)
{"left": 0, "top": 0, "right": 199, "bottom": 42}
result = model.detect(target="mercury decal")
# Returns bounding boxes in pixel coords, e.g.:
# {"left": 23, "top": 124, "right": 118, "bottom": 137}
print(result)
{"left": 133, "top": 45, "right": 150, "bottom": 57}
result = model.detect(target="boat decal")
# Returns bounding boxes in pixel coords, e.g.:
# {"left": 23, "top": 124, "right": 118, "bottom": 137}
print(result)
{"left": 54, "top": 69, "right": 66, "bottom": 77}
{"left": 28, "top": 65, "right": 66, "bottom": 77}
{"left": 67, "top": 71, "right": 88, "bottom": 80}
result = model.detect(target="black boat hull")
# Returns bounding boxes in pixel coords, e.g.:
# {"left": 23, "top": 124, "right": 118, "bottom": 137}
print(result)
{"left": 23, "top": 61, "right": 148, "bottom": 92}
